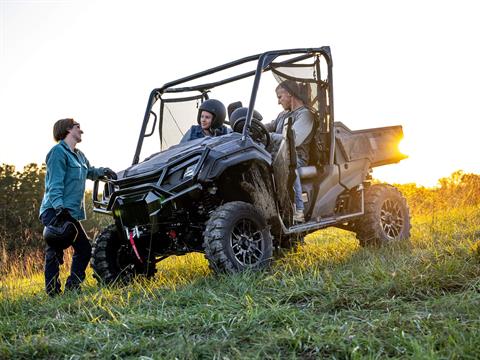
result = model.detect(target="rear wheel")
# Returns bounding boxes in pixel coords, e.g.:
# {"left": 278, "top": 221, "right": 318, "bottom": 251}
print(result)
{"left": 203, "top": 201, "right": 273, "bottom": 273}
{"left": 356, "top": 184, "right": 411, "bottom": 247}
{"left": 91, "top": 225, "right": 156, "bottom": 285}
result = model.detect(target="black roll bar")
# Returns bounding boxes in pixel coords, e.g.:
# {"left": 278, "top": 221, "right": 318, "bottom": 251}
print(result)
{"left": 132, "top": 46, "right": 334, "bottom": 165}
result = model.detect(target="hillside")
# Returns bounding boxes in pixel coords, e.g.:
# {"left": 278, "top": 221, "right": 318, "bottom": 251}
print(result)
{"left": 1, "top": 204, "right": 479, "bottom": 358}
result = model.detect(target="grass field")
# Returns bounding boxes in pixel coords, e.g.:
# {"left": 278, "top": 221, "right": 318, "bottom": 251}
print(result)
{"left": 1, "top": 205, "right": 480, "bottom": 359}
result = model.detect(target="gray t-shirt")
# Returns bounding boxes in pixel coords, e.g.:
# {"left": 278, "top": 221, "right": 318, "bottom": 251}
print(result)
{"left": 266, "top": 106, "right": 313, "bottom": 147}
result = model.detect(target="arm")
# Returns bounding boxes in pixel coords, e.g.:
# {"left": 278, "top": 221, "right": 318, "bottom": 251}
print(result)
{"left": 265, "top": 111, "right": 289, "bottom": 133}
{"left": 264, "top": 120, "right": 275, "bottom": 132}
{"left": 84, "top": 154, "right": 106, "bottom": 181}
{"left": 180, "top": 127, "right": 193, "bottom": 143}
{"left": 264, "top": 116, "right": 280, "bottom": 132}
{"left": 46, "top": 147, "right": 67, "bottom": 210}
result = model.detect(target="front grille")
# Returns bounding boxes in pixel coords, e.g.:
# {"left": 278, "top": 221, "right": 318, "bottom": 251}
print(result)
{"left": 117, "top": 199, "right": 150, "bottom": 227}
{"left": 117, "top": 174, "right": 161, "bottom": 190}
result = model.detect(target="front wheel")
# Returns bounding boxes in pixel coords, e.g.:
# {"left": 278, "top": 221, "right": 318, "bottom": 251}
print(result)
{"left": 91, "top": 225, "right": 156, "bottom": 285}
{"left": 203, "top": 201, "right": 273, "bottom": 273}
{"left": 355, "top": 184, "right": 411, "bottom": 247}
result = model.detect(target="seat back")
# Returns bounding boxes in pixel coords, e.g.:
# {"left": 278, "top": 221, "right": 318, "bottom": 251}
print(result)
{"left": 307, "top": 110, "right": 329, "bottom": 166}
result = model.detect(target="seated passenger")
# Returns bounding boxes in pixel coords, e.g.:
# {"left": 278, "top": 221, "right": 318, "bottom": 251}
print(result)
{"left": 180, "top": 99, "right": 229, "bottom": 143}
{"left": 266, "top": 80, "right": 314, "bottom": 223}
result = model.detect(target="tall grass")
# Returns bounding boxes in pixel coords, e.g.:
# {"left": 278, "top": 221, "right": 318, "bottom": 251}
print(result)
{"left": 2, "top": 174, "right": 480, "bottom": 358}
{"left": 1, "top": 202, "right": 480, "bottom": 358}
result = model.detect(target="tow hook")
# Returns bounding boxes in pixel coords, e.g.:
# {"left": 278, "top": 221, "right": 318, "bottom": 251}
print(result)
{"left": 125, "top": 226, "right": 143, "bottom": 263}
{"left": 168, "top": 229, "right": 177, "bottom": 239}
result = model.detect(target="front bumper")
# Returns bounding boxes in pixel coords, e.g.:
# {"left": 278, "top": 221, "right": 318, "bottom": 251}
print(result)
{"left": 92, "top": 149, "right": 209, "bottom": 216}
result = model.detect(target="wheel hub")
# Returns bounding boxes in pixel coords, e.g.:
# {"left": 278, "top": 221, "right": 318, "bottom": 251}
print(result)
{"left": 380, "top": 199, "right": 404, "bottom": 240}
{"left": 230, "top": 219, "right": 264, "bottom": 266}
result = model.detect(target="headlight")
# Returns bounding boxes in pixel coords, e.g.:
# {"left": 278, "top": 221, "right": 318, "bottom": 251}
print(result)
{"left": 183, "top": 164, "right": 197, "bottom": 179}
{"left": 162, "top": 155, "right": 201, "bottom": 186}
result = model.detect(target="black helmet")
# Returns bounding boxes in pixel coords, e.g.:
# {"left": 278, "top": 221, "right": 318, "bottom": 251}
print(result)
{"left": 43, "top": 218, "right": 78, "bottom": 249}
{"left": 230, "top": 107, "right": 263, "bottom": 127}
{"left": 197, "top": 99, "right": 226, "bottom": 129}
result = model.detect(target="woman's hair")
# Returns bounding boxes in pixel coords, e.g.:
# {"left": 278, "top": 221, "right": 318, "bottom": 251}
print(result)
{"left": 53, "top": 118, "right": 75, "bottom": 142}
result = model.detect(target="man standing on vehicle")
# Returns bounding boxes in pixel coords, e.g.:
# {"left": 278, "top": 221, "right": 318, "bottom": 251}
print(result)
{"left": 266, "top": 80, "right": 314, "bottom": 222}
{"left": 39, "top": 118, "right": 117, "bottom": 296}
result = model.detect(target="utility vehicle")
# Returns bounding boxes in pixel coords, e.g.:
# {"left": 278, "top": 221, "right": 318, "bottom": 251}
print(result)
{"left": 91, "top": 46, "right": 410, "bottom": 283}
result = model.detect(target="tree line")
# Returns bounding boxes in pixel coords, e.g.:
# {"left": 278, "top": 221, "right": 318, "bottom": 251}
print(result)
{"left": 0, "top": 163, "right": 109, "bottom": 266}
{"left": 1, "top": 163, "right": 479, "bottom": 267}
{"left": 395, "top": 170, "right": 480, "bottom": 215}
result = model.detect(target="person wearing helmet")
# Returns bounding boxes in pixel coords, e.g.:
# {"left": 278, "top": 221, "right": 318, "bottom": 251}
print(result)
{"left": 266, "top": 80, "right": 314, "bottom": 223}
{"left": 39, "top": 118, "right": 117, "bottom": 296}
{"left": 180, "top": 99, "right": 230, "bottom": 143}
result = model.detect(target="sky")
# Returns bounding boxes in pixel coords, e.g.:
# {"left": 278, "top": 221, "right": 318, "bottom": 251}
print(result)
{"left": 1, "top": 0, "right": 479, "bottom": 187}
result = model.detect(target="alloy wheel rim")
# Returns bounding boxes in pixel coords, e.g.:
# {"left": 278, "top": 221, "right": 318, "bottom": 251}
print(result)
{"left": 230, "top": 219, "right": 264, "bottom": 266}
{"left": 380, "top": 199, "right": 404, "bottom": 240}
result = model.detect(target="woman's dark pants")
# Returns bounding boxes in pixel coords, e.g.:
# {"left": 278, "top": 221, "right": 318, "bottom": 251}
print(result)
{"left": 40, "top": 209, "right": 91, "bottom": 296}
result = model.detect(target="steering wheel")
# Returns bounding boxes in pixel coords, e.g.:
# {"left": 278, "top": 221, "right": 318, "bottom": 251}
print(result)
{"left": 232, "top": 117, "right": 271, "bottom": 148}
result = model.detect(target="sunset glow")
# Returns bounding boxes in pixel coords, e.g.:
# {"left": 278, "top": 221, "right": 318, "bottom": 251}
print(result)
{"left": 1, "top": 1, "right": 479, "bottom": 187}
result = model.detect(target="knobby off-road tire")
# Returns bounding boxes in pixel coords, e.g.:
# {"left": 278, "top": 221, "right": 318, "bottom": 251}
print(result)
{"left": 203, "top": 201, "right": 273, "bottom": 273}
{"left": 356, "top": 184, "right": 411, "bottom": 247}
{"left": 91, "top": 225, "right": 155, "bottom": 285}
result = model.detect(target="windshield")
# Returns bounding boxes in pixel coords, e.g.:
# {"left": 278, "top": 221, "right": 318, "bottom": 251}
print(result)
{"left": 133, "top": 48, "right": 332, "bottom": 164}
{"left": 161, "top": 97, "right": 203, "bottom": 148}
{"left": 270, "top": 54, "right": 330, "bottom": 133}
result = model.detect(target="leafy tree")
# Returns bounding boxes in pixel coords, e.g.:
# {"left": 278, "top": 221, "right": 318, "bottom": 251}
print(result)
{"left": 0, "top": 163, "right": 46, "bottom": 258}
{"left": 1, "top": 162, "right": 479, "bottom": 271}
{"left": 0, "top": 163, "right": 109, "bottom": 266}
{"left": 396, "top": 170, "right": 480, "bottom": 216}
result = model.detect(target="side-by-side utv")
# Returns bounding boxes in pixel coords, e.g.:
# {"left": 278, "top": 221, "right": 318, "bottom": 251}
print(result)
{"left": 91, "top": 46, "right": 410, "bottom": 283}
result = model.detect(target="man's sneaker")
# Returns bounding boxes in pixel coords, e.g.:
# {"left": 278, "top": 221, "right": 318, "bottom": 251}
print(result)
{"left": 293, "top": 209, "right": 305, "bottom": 223}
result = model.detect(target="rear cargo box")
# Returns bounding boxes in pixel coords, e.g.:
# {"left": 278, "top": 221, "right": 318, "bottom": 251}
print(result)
{"left": 334, "top": 122, "right": 407, "bottom": 167}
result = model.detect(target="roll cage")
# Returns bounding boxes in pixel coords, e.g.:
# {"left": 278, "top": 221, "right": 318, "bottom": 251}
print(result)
{"left": 132, "top": 46, "right": 335, "bottom": 166}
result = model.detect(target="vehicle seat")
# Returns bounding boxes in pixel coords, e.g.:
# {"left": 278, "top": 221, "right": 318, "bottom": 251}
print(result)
{"left": 297, "top": 109, "right": 326, "bottom": 180}
{"left": 226, "top": 101, "right": 243, "bottom": 125}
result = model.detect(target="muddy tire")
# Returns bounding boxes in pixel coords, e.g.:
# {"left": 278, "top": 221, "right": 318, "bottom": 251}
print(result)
{"left": 91, "top": 225, "right": 155, "bottom": 285}
{"left": 356, "top": 184, "right": 411, "bottom": 247}
{"left": 203, "top": 201, "right": 273, "bottom": 273}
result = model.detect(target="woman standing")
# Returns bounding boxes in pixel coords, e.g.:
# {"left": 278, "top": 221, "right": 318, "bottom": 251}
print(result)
{"left": 39, "top": 118, "right": 116, "bottom": 296}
